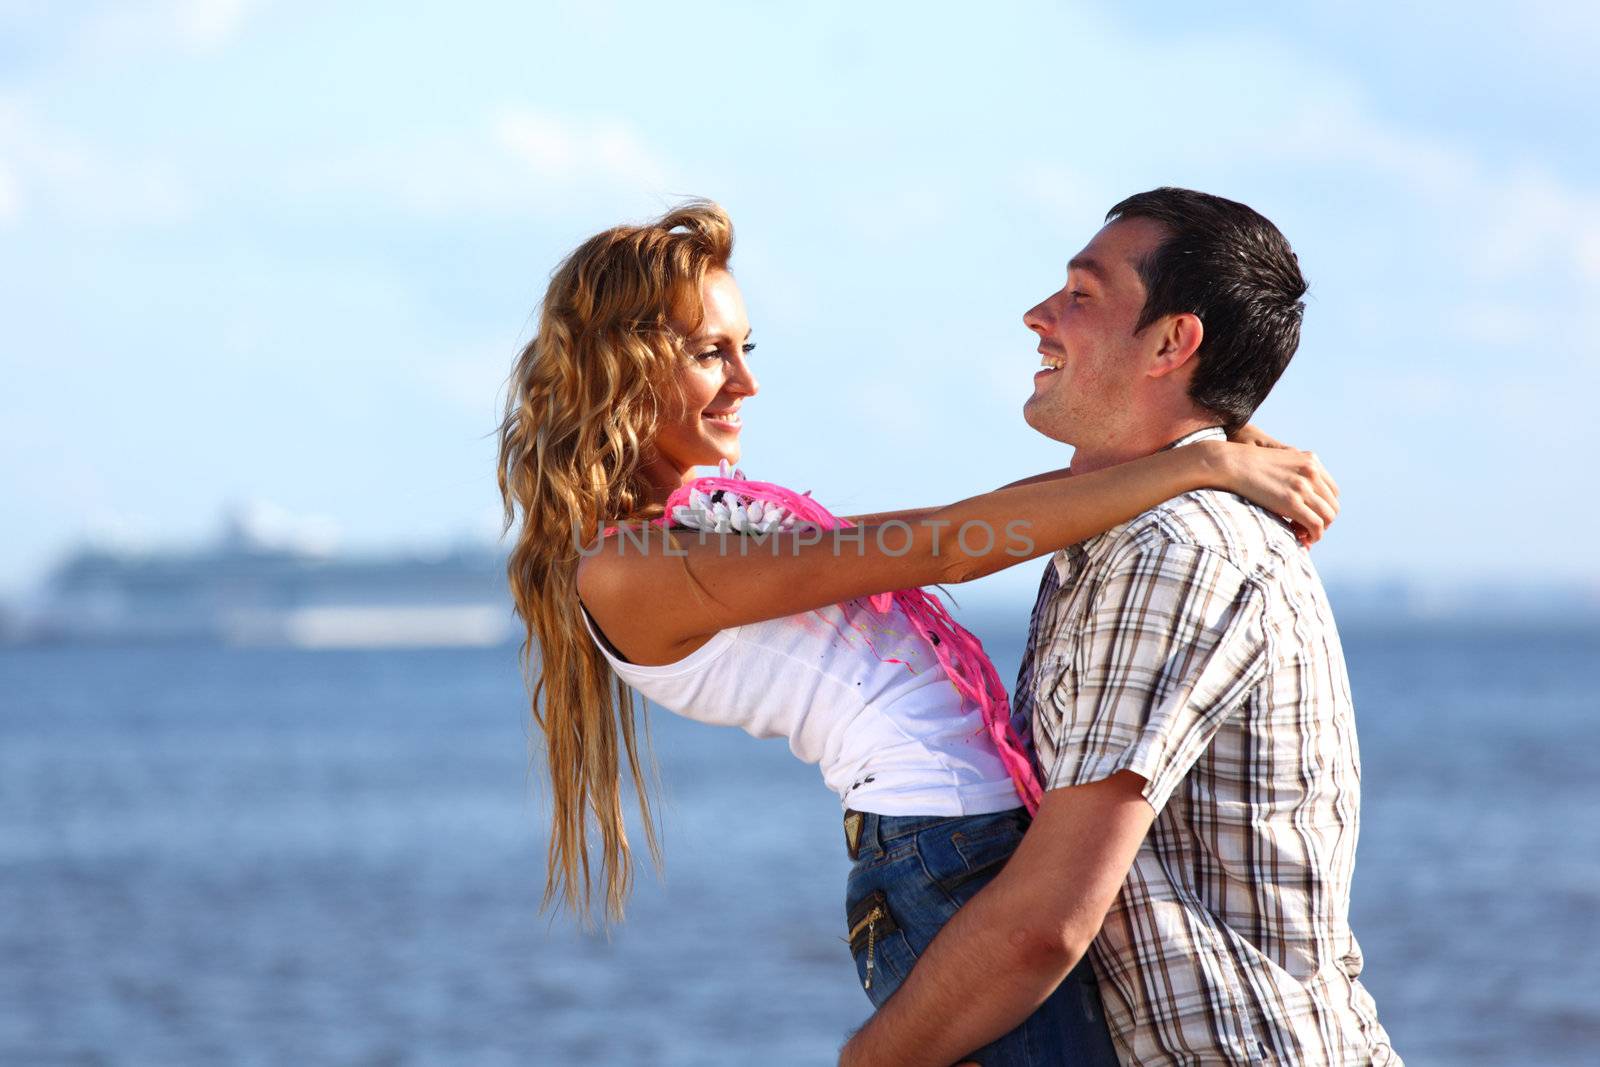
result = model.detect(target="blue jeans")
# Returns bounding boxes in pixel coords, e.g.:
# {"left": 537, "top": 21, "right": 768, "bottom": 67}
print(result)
{"left": 844, "top": 809, "right": 1119, "bottom": 1067}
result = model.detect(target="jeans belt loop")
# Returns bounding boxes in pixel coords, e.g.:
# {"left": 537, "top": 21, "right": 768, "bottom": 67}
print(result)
{"left": 843, "top": 808, "right": 867, "bottom": 860}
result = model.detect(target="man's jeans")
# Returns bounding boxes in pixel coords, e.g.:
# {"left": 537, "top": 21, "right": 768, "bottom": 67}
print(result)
{"left": 844, "top": 809, "right": 1119, "bottom": 1067}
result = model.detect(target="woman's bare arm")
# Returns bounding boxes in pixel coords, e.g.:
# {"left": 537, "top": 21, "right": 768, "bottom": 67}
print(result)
{"left": 844, "top": 467, "right": 1081, "bottom": 531}
{"left": 835, "top": 504, "right": 945, "bottom": 527}
{"left": 772, "top": 470, "right": 1074, "bottom": 533}
{"left": 578, "top": 441, "right": 1336, "bottom": 665}
{"left": 990, "top": 465, "right": 1074, "bottom": 491}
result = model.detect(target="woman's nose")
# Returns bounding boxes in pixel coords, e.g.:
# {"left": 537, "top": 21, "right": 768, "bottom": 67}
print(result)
{"left": 728, "top": 352, "right": 759, "bottom": 397}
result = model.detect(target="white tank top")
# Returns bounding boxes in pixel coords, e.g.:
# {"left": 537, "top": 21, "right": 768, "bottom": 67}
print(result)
{"left": 579, "top": 597, "right": 1022, "bottom": 816}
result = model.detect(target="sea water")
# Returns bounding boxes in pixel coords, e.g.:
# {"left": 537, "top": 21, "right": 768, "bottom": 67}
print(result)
{"left": 1, "top": 617, "right": 1596, "bottom": 1065}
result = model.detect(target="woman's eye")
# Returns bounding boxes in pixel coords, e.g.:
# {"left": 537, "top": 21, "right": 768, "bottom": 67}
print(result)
{"left": 691, "top": 341, "right": 754, "bottom": 362}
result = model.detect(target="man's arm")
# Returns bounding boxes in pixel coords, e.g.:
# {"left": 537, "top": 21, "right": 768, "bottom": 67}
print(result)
{"left": 838, "top": 771, "right": 1155, "bottom": 1067}
{"left": 840, "top": 537, "right": 1270, "bottom": 1066}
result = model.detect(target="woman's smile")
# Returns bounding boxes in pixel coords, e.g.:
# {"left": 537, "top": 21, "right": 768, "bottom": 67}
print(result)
{"left": 701, "top": 407, "right": 742, "bottom": 431}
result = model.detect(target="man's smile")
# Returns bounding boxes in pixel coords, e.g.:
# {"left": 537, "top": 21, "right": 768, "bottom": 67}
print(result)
{"left": 1034, "top": 346, "right": 1066, "bottom": 385}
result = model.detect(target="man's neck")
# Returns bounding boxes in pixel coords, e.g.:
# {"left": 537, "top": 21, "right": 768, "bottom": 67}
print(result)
{"left": 1068, "top": 418, "right": 1222, "bottom": 476}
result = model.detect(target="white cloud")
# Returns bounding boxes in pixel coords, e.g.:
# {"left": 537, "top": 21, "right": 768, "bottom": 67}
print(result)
{"left": 835, "top": 182, "right": 953, "bottom": 244}
{"left": 172, "top": 0, "right": 258, "bottom": 50}
{"left": 282, "top": 106, "right": 679, "bottom": 220}
{"left": 1012, "top": 164, "right": 1114, "bottom": 237}
{"left": 0, "top": 95, "right": 192, "bottom": 227}
{"left": 1383, "top": 371, "right": 1471, "bottom": 417}
{"left": 422, "top": 338, "right": 522, "bottom": 419}
{"left": 1260, "top": 88, "right": 1600, "bottom": 303}
{"left": 1001, "top": 18, "right": 1600, "bottom": 335}
{"left": 0, "top": 162, "right": 18, "bottom": 223}
{"left": 1269, "top": 91, "right": 1478, "bottom": 200}
{"left": 1444, "top": 302, "right": 1545, "bottom": 347}
{"left": 222, "top": 499, "right": 342, "bottom": 555}
{"left": 1473, "top": 168, "right": 1600, "bottom": 288}
{"left": 493, "top": 108, "right": 670, "bottom": 189}
{"left": 78, "top": 0, "right": 261, "bottom": 57}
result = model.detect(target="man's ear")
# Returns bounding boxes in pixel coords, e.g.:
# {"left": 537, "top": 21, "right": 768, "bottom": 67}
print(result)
{"left": 1147, "top": 312, "right": 1203, "bottom": 379}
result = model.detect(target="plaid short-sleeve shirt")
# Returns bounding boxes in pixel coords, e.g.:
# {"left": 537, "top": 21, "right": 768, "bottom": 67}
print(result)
{"left": 1015, "top": 428, "right": 1400, "bottom": 1065}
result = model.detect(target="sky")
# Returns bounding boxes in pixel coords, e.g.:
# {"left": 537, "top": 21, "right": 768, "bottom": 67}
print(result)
{"left": 2, "top": 0, "right": 1597, "bottom": 609}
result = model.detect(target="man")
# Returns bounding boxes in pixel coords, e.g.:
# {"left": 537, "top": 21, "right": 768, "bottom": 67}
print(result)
{"left": 839, "top": 188, "right": 1399, "bottom": 1065}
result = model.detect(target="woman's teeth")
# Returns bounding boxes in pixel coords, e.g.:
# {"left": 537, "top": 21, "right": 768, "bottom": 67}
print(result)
{"left": 702, "top": 411, "right": 741, "bottom": 427}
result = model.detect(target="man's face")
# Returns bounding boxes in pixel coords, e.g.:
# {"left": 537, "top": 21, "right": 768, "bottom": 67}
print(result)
{"left": 1022, "top": 216, "right": 1169, "bottom": 445}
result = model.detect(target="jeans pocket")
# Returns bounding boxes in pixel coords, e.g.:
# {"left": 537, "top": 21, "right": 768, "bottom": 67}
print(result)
{"left": 936, "top": 816, "right": 1024, "bottom": 899}
{"left": 848, "top": 841, "right": 916, "bottom": 874}
{"left": 844, "top": 886, "right": 918, "bottom": 1004}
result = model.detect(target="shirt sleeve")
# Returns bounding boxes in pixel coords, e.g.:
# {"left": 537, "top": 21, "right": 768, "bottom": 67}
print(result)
{"left": 1039, "top": 541, "right": 1270, "bottom": 813}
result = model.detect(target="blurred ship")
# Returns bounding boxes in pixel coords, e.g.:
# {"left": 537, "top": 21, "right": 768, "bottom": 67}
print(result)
{"left": 21, "top": 506, "right": 516, "bottom": 649}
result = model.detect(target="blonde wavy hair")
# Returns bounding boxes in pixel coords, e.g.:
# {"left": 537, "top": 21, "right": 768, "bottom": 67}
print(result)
{"left": 496, "top": 200, "right": 735, "bottom": 924}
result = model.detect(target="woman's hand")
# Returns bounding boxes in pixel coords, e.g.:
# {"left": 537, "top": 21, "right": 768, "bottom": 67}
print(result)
{"left": 1229, "top": 422, "right": 1290, "bottom": 450}
{"left": 1200, "top": 439, "right": 1340, "bottom": 546}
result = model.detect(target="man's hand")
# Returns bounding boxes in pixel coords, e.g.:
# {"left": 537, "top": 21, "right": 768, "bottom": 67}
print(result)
{"left": 837, "top": 772, "right": 1154, "bottom": 1067}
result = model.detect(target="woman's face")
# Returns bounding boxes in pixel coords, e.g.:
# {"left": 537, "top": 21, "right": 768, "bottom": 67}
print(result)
{"left": 645, "top": 269, "right": 759, "bottom": 491}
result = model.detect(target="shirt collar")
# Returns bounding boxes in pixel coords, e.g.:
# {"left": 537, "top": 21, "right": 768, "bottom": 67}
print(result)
{"left": 1161, "top": 425, "right": 1228, "bottom": 451}
{"left": 1050, "top": 425, "right": 1228, "bottom": 581}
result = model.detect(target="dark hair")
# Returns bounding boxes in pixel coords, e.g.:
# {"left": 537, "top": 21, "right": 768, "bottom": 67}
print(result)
{"left": 1105, "top": 187, "right": 1308, "bottom": 432}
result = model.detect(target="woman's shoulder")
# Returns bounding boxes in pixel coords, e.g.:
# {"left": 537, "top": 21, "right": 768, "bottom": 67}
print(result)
{"left": 573, "top": 524, "right": 645, "bottom": 604}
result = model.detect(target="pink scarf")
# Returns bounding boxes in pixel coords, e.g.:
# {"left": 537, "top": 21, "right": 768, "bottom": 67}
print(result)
{"left": 655, "top": 468, "right": 1043, "bottom": 814}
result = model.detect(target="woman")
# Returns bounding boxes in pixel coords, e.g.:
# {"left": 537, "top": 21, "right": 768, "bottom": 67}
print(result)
{"left": 496, "top": 201, "right": 1336, "bottom": 1065}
